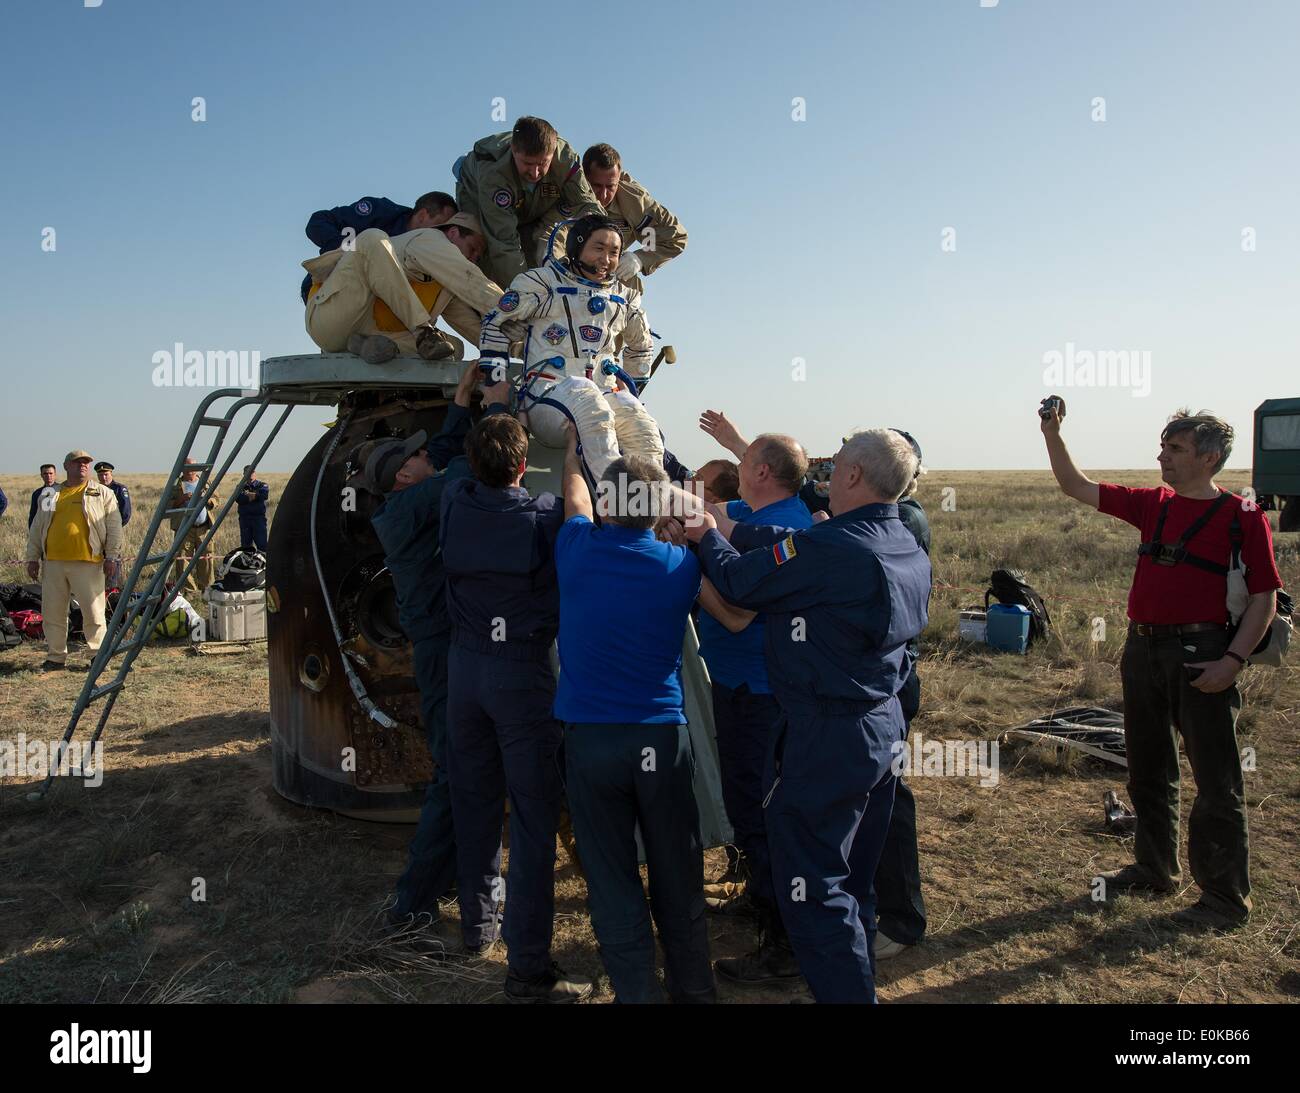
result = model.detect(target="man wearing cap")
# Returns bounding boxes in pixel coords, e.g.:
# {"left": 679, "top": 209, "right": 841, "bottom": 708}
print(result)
{"left": 368, "top": 365, "right": 514, "bottom": 936}
{"left": 300, "top": 191, "right": 458, "bottom": 302}
{"left": 303, "top": 214, "right": 505, "bottom": 366}
{"left": 94, "top": 462, "right": 132, "bottom": 528}
{"left": 25, "top": 450, "right": 123, "bottom": 671}
{"left": 455, "top": 117, "right": 603, "bottom": 288}
{"left": 537, "top": 143, "right": 687, "bottom": 296}
{"left": 168, "top": 459, "right": 221, "bottom": 596}
{"left": 235, "top": 466, "right": 270, "bottom": 552}
{"left": 29, "top": 464, "right": 58, "bottom": 527}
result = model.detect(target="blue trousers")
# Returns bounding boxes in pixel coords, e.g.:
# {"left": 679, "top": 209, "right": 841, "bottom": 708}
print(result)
{"left": 238, "top": 515, "right": 268, "bottom": 552}
{"left": 565, "top": 723, "right": 715, "bottom": 1003}
{"left": 444, "top": 645, "right": 562, "bottom": 977}
{"left": 875, "top": 668, "right": 927, "bottom": 945}
{"left": 711, "top": 682, "right": 783, "bottom": 908}
{"left": 768, "top": 699, "right": 902, "bottom": 1004}
{"left": 391, "top": 635, "right": 458, "bottom": 919}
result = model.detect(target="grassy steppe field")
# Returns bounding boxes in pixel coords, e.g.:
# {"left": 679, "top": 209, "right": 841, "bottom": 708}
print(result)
{"left": 1, "top": 469, "right": 1297, "bottom": 1003}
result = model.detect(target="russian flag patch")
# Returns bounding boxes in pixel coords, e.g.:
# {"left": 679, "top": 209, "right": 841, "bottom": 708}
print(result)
{"left": 772, "top": 536, "right": 798, "bottom": 566}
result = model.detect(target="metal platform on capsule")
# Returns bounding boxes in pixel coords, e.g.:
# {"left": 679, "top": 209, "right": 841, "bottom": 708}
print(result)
{"left": 258, "top": 353, "right": 490, "bottom": 406}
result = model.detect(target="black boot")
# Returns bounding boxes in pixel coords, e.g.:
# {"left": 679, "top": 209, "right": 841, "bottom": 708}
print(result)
{"left": 714, "top": 908, "right": 803, "bottom": 987}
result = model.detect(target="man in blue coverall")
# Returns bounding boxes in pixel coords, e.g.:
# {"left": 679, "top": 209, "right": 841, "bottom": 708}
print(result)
{"left": 367, "top": 364, "right": 510, "bottom": 935}
{"left": 29, "top": 464, "right": 58, "bottom": 527}
{"left": 692, "top": 421, "right": 814, "bottom": 977}
{"left": 874, "top": 429, "right": 932, "bottom": 960}
{"left": 93, "top": 463, "right": 132, "bottom": 528}
{"left": 686, "top": 428, "right": 931, "bottom": 1003}
{"left": 437, "top": 411, "right": 592, "bottom": 1003}
{"left": 300, "top": 191, "right": 458, "bottom": 302}
{"left": 235, "top": 465, "right": 270, "bottom": 552}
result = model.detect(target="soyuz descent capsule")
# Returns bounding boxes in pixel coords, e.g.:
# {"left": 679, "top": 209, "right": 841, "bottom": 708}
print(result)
{"left": 259, "top": 354, "right": 730, "bottom": 840}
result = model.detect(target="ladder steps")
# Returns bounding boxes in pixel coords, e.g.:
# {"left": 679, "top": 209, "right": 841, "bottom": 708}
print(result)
{"left": 89, "top": 680, "right": 125, "bottom": 702}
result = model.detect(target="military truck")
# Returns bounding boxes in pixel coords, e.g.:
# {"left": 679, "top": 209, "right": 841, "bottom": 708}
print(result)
{"left": 1253, "top": 398, "right": 1300, "bottom": 532}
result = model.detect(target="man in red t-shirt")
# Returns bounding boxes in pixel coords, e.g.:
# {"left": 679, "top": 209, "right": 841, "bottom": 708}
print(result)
{"left": 1041, "top": 399, "right": 1280, "bottom": 930}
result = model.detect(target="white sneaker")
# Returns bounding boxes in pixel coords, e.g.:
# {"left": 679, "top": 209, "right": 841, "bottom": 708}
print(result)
{"left": 873, "top": 932, "right": 911, "bottom": 960}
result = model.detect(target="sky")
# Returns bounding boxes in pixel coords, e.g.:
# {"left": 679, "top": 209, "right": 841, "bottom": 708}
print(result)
{"left": 1, "top": 0, "right": 1296, "bottom": 476}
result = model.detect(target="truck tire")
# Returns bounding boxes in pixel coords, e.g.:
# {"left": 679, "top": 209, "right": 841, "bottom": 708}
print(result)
{"left": 1281, "top": 496, "right": 1300, "bottom": 533}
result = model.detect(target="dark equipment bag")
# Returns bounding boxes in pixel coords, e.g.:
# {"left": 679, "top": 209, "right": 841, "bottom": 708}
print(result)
{"left": 985, "top": 568, "right": 1053, "bottom": 646}
{"left": 213, "top": 549, "right": 267, "bottom": 592}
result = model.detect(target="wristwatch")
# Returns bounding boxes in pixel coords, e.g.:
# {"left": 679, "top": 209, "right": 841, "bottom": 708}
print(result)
{"left": 1224, "top": 650, "right": 1247, "bottom": 668}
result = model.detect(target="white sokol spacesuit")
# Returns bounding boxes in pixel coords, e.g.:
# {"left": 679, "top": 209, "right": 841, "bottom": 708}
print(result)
{"left": 479, "top": 256, "right": 663, "bottom": 483}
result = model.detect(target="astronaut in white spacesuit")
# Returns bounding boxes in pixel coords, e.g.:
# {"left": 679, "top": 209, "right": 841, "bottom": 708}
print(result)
{"left": 477, "top": 215, "right": 663, "bottom": 485}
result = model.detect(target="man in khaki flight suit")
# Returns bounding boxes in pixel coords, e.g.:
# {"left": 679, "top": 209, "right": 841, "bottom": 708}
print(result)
{"left": 168, "top": 458, "right": 221, "bottom": 596}
{"left": 455, "top": 116, "right": 603, "bottom": 288}
{"left": 303, "top": 213, "right": 504, "bottom": 365}
{"left": 537, "top": 143, "right": 687, "bottom": 294}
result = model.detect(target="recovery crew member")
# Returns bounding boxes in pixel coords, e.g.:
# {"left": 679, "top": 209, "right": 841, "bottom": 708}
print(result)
{"left": 365, "top": 364, "right": 512, "bottom": 935}
{"left": 686, "top": 428, "right": 931, "bottom": 1003}
{"left": 538, "top": 143, "right": 687, "bottom": 294}
{"left": 169, "top": 458, "right": 221, "bottom": 595}
{"left": 94, "top": 462, "right": 132, "bottom": 528}
{"left": 693, "top": 424, "right": 814, "bottom": 959}
{"left": 437, "top": 410, "right": 593, "bottom": 1003}
{"left": 303, "top": 214, "right": 503, "bottom": 365}
{"left": 455, "top": 117, "right": 602, "bottom": 287}
{"left": 29, "top": 464, "right": 58, "bottom": 527}
{"left": 299, "top": 191, "right": 458, "bottom": 302}
{"left": 235, "top": 465, "right": 270, "bottom": 552}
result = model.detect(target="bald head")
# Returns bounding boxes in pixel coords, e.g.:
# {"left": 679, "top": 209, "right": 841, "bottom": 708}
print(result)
{"left": 739, "top": 433, "right": 808, "bottom": 507}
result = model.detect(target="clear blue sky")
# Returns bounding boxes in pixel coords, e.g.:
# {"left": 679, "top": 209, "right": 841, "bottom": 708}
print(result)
{"left": 1, "top": 0, "right": 1296, "bottom": 476}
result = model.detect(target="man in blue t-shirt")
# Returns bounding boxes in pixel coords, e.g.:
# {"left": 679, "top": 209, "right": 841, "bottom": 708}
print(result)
{"left": 555, "top": 424, "right": 716, "bottom": 1004}
{"left": 695, "top": 432, "right": 813, "bottom": 979}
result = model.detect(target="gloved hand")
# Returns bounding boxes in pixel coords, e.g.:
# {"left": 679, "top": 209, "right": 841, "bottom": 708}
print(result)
{"left": 615, "top": 250, "right": 643, "bottom": 281}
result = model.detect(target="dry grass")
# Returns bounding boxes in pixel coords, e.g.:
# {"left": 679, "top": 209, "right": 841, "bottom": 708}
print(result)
{"left": 1, "top": 469, "right": 1297, "bottom": 1004}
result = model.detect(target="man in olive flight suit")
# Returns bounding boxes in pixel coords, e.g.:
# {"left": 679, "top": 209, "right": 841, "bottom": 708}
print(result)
{"left": 454, "top": 116, "right": 603, "bottom": 288}
{"left": 537, "top": 143, "right": 688, "bottom": 295}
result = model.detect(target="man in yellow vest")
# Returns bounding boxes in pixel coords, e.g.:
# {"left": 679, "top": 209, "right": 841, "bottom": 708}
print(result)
{"left": 25, "top": 450, "right": 123, "bottom": 672}
{"left": 303, "top": 213, "right": 504, "bottom": 365}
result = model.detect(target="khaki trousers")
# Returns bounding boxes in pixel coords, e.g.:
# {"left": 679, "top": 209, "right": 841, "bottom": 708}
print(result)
{"left": 305, "top": 229, "right": 432, "bottom": 351}
{"left": 171, "top": 525, "right": 215, "bottom": 594}
{"left": 42, "top": 559, "right": 107, "bottom": 664}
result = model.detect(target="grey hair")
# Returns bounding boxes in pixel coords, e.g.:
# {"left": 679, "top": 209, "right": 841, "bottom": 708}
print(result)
{"left": 597, "top": 455, "right": 669, "bottom": 530}
{"left": 840, "top": 429, "right": 919, "bottom": 502}
{"left": 1162, "top": 409, "right": 1234, "bottom": 474}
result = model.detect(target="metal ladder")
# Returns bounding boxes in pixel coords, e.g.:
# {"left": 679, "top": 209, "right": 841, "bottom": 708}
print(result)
{"left": 33, "top": 388, "right": 294, "bottom": 798}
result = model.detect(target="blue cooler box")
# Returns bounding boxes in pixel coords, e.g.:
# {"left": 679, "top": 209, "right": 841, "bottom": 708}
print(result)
{"left": 986, "top": 603, "right": 1031, "bottom": 653}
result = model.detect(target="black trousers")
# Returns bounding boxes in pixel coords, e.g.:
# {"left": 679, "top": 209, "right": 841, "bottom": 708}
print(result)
{"left": 874, "top": 667, "right": 926, "bottom": 944}
{"left": 564, "top": 722, "right": 715, "bottom": 1003}
{"left": 1120, "top": 626, "right": 1250, "bottom": 921}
